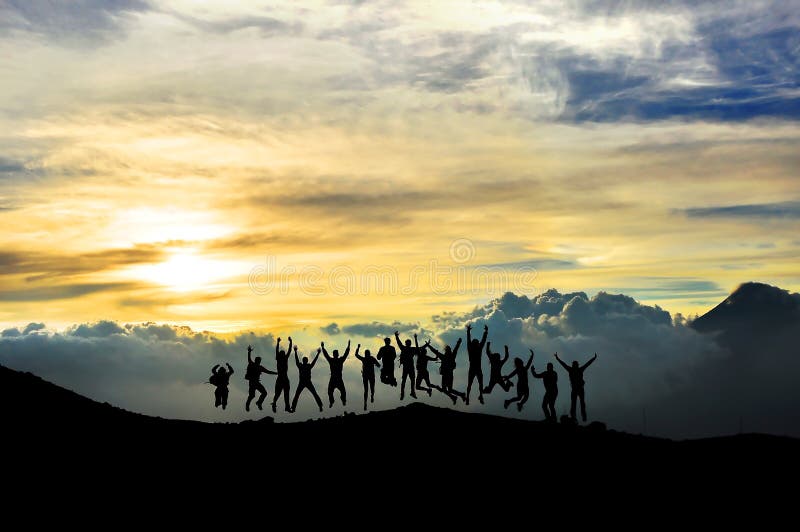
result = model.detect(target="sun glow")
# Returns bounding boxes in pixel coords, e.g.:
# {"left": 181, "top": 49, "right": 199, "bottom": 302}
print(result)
{"left": 129, "top": 250, "right": 235, "bottom": 292}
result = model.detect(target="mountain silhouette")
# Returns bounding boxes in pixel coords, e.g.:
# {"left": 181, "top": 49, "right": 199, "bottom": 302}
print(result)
{"left": 691, "top": 282, "right": 800, "bottom": 353}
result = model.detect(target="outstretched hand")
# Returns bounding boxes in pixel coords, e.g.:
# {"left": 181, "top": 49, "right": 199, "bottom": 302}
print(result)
{"left": 293, "top": 346, "right": 298, "bottom": 352}
{"left": 466, "top": 324, "right": 472, "bottom": 331}
{"left": 288, "top": 336, "right": 292, "bottom": 342}
{"left": 321, "top": 341, "right": 325, "bottom": 347}
{"left": 529, "top": 348, "right": 535, "bottom": 357}
{"left": 277, "top": 337, "right": 281, "bottom": 343}
{"left": 483, "top": 324, "right": 488, "bottom": 332}
{"left": 316, "top": 348, "right": 321, "bottom": 354}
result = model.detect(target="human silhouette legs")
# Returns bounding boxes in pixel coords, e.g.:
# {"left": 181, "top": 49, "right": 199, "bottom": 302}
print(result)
{"left": 246, "top": 382, "right": 267, "bottom": 411}
{"left": 570, "top": 389, "right": 586, "bottom": 421}
{"left": 466, "top": 369, "right": 484, "bottom": 405}
{"left": 328, "top": 379, "right": 346, "bottom": 407}
{"left": 292, "top": 382, "right": 324, "bottom": 412}
{"left": 542, "top": 392, "right": 556, "bottom": 421}
{"left": 272, "top": 377, "right": 291, "bottom": 413}
{"left": 483, "top": 378, "right": 512, "bottom": 395}
{"left": 578, "top": 390, "right": 586, "bottom": 421}
{"left": 400, "top": 368, "right": 417, "bottom": 400}
{"left": 415, "top": 372, "right": 432, "bottom": 396}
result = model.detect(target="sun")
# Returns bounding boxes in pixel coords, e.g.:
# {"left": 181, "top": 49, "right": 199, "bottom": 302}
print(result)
{"left": 130, "top": 249, "right": 233, "bottom": 292}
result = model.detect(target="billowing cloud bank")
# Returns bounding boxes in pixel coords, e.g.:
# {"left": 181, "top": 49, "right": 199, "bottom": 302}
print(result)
{"left": 4, "top": 287, "right": 797, "bottom": 437}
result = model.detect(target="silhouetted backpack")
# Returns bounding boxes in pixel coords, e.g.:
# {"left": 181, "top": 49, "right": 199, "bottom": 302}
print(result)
{"left": 209, "top": 372, "right": 221, "bottom": 387}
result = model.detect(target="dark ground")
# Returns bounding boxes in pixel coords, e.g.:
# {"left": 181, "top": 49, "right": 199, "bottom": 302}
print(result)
{"left": 3, "top": 364, "right": 797, "bottom": 509}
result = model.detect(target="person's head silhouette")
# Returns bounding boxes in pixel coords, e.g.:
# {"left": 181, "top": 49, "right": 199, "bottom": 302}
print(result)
{"left": 547, "top": 362, "right": 554, "bottom": 371}
{"left": 279, "top": 349, "right": 286, "bottom": 356}
{"left": 405, "top": 339, "right": 412, "bottom": 347}
{"left": 384, "top": 337, "right": 391, "bottom": 345}
{"left": 333, "top": 349, "right": 339, "bottom": 358}
{"left": 420, "top": 347, "right": 427, "bottom": 355}
{"left": 255, "top": 356, "right": 262, "bottom": 364}
{"left": 445, "top": 345, "right": 452, "bottom": 355}
{"left": 572, "top": 361, "right": 579, "bottom": 369}
{"left": 365, "top": 349, "right": 371, "bottom": 356}
{"left": 302, "top": 356, "right": 309, "bottom": 364}
{"left": 514, "top": 357, "right": 524, "bottom": 369}
{"left": 471, "top": 339, "right": 479, "bottom": 348}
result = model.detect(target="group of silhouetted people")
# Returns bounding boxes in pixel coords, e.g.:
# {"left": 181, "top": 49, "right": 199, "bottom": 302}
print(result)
{"left": 208, "top": 324, "right": 599, "bottom": 422}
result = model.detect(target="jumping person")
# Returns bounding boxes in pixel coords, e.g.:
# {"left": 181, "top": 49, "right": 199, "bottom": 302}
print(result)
{"left": 482, "top": 343, "right": 512, "bottom": 394}
{"left": 209, "top": 362, "right": 234, "bottom": 409}
{"left": 465, "top": 324, "right": 488, "bottom": 405}
{"left": 322, "top": 340, "right": 350, "bottom": 408}
{"left": 555, "top": 352, "right": 597, "bottom": 422}
{"left": 291, "top": 348, "right": 323, "bottom": 412}
{"left": 355, "top": 344, "right": 381, "bottom": 411}
{"left": 414, "top": 335, "right": 437, "bottom": 397}
{"left": 425, "top": 338, "right": 465, "bottom": 405}
{"left": 503, "top": 351, "right": 534, "bottom": 411}
{"left": 245, "top": 345, "right": 277, "bottom": 412}
{"left": 395, "top": 331, "right": 417, "bottom": 400}
{"left": 532, "top": 355, "right": 558, "bottom": 422}
{"left": 376, "top": 337, "right": 397, "bottom": 386}
{"left": 272, "top": 337, "right": 293, "bottom": 413}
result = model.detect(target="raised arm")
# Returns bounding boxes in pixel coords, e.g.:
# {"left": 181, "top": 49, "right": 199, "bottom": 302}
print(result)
{"left": 311, "top": 348, "right": 321, "bottom": 367}
{"left": 212, "top": 364, "right": 220, "bottom": 373}
{"left": 343, "top": 340, "right": 351, "bottom": 360}
{"left": 247, "top": 345, "right": 254, "bottom": 364}
{"left": 394, "top": 331, "right": 404, "bottom": 350}
{"left": 275, "top": 337, "right": 281, "bottom": 358}
{"left": 294, "top": 351, "right": 300, "bottom": 367}
{"left": 452, "top": 338, "right": 462, "bottom": 356}
{"left": 354, "top": 344, "right": 362, "bottom": 361}
{"left": 466, "top": 324, "right": 472, "bottom": 345}
{"left": 426, "top": 342, "right": 443, "bottom": 357}
{"left": 485, "top": 341, "right": 493, "bottom": 355}
{"left": 502, "top": 346, "right": 510, "bottom": 364}
{"left": 287, "top": 336, "right": 293, "bottom": 355}
{"left": 226, "top": 362, "right": 234, "bottom": 375}
{"left": 321, "top": 342, "right": 331, "bottom": 361}
{"left": 554, "top": 353, "right": 570, "bottom": 372}
{"left": 581, "top": 353, "right": 598, "bottom": 371}
{"left": 413, "top": 333, "right": 419, "bottom": 349}
{"left": 524, "top": 353, "right": 534, "bottom": 370}
{"left": 479, "top": 325, "right": 488, "bottom": 350}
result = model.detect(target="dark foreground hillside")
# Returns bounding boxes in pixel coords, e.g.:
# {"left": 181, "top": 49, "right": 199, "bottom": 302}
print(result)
{"left": 3, "top": 364, "right": 798, "bottom": 503}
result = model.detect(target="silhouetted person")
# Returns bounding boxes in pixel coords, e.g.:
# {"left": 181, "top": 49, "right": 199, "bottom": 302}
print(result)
{"left": 425, "top": 338, "right": 465, "bottom": 405}
{"left": 322, "top": 340, "right": 350, "bottom": 408}
{"left": 532, "top": 357, "right": 558, "bottom": 422}
{"left": 209, "top": 362, "right": 234, "bottom": 409}
{"left": 272, "top": 337, "right": 293, "bottom": 413}
{"left": 291, "top": 348, "right": 323, "bottom": 412}
{"left": 245, "top": 345, "right": 277, "bottom": 411}
{"left": 395, "top": 331, "right": 417, "bottom": 400}
{"left": 414, "top": 335, "right": 437, "bottom": 396}
{"left": 355, "top": 344, "right": 381, "bottom": 411}
{"left": 482, "top": 343, "right": 512, "bottom": 394}
{"left": 377, "top": 337, "right": 397, "bottom": 386}
{"left": 503, "top": 351, "right": 534, "bottom": 411}
{"left": 465, "top": 324, "right": 488, "bottom": 405}
{"left": 555, "top": 352, "right": 597, "bottom": 422}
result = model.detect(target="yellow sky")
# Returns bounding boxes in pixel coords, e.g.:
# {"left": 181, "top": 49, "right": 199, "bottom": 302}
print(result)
{"left": 1, "top": 1, "right": 798, "bottom": 332}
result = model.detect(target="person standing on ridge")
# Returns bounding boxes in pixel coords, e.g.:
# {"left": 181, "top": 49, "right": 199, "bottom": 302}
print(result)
{"left": 532, "top": 355, "right": 558, "bottom": 422}
{"left": 322, "top": 340, "right": 350, "bottom": 408}
{"left": 272, "top": 337, "right": 293, "bottom": 413}
{"left": 244, "top": 345, "right": 277, "bottom": 412}
{"left": 355, "top": 344, "right": 381, "bottom": 411}
{"left": 482, "top": 343, "right": 512, "bottom": 395}
{"left": 291, "top": 348, "right": 323, "bottom": 413}
{"left": 395, "top": 331, "right": 417, "bottom": 400}
{"left": 209, "top": 362, "right": 234, "bottom": 410}
{"left": 555, "top": 352, "right": 597, "bottom": 422}
{"left": 425, "top": 338, "right": 465, "bottom": 405}
{"left": 465, "top": 324, "right": 488, "bottom": 405}
{"left": 503, "top": 351, "right": 534, "bottom": 412}
{"left": 376, "top": 337, "right": 397, "bottom": 386}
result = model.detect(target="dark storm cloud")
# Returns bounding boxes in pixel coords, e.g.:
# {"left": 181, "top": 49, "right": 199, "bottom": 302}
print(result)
{"left": 680, "top": 201, "right": 800, "bottom": 219}
{"left": 320, "top": 322, "right": 341, "bottom": 335}
{"left": 0, "top": 0, "right": 151, "bottom": 42}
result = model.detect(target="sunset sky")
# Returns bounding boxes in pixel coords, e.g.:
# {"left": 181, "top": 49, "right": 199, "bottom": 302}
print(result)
{"left": 1, "top": 0, "right": 799, "bottom": 334}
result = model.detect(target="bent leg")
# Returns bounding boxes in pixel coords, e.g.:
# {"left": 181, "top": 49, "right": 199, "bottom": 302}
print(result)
{"left": 309, "top": 383, "right": 323, "bottom": 411}
{"left": 291, "top": 383, "right": 305, "bottom": 411}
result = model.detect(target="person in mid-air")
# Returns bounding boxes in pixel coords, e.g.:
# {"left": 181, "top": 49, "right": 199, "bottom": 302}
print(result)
{"left": 503, "top": 350, "right": 534, "bottom": 412}
{"left": 414, "top": 336, "right": 438, "bottom": 397}
{"left": 245, "top": 345, "right": 277, "bottom": 412}
{"left": 376, "top": 337, "right": 397, "bottom": 386}
{"left": 482, "top": 342, "right": 512, "bottom": 394}
{"left": 425, "top": 338, "right": 465, "bottom": 405}
{"left": 532, "top": 358, "right": 558, "bottom": 422}
{"left": 355, "top": 344, "right": 381, "bottom": 411}
{"left": 555, "top": 352, "right": 597, "bottom": 422}
{"left": 395, "top": 331, "right": 417, "bottom": 400}
{"left": 322, "top": 340, "right": 350, "bottom": 408}
{"left": 272, "top": 337, "right": 293, "bottom": 413}
{"left": 209, "top": 362, "right": 234, "bottom": 410}
{"left": 465, "top": 324, "right": 488, "bottom": 405}
{"left": 291, "top": 348, "right": 323, "bottom": 413}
